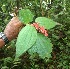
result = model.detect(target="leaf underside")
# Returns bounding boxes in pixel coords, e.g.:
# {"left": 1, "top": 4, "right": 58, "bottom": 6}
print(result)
{"left": 35, "top": 17, "right": 57, "bottom": 29}
{"left": 19, "top": 9, "right": 34, "bottom": 24}
{"left": 16, "top": 24, "right": 37, "bottom": 57}
{"left": 28, "top": 33, "right": 53, "bottom": 59}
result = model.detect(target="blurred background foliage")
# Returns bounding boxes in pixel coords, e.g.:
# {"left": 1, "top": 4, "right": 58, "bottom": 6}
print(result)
{"left": 0, "top": 0, "right": 70, "bottom": 69}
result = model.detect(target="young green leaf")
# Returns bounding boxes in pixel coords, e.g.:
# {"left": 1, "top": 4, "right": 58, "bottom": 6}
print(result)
{"left": 28, "top": 33, "right": 53, "bottom": 59}
{"left": 16, "top": 24, "right": 37, "bottom": 57}
{"left": 18, "top": 9, "right": 34, "bottom": 24}
{"left": 35, "top": 17, "right": 57, "bottom": 29}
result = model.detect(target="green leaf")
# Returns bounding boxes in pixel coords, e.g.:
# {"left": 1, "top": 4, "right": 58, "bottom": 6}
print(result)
{"left": 1, "top": 4, "right": 6, "bottom": 12}
{"left": 28, "top": 33, "right": 53, "bottom": 59}
{"left": 35, "top": 17, "right": 57, "bottom": 29}
{"left": 0, "top": 28, "right": 1, "bottom": 32}
{"left": 18, "top": 9, "right": 34, "bottom": 24}
{"left": 16, "top": 24, "right": 37, "bottom": 57}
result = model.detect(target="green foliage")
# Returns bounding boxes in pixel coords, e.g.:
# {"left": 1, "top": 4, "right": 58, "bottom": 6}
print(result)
{"left": 35, "top": 17, "right": 57, "bottom": 29}
{"left": 1, "top": 66, "right": 9, "bottom": 69}
{"left": 16, "top": 24, "right": 37, "bottom": 57}
{"left": 18, "top": 9, "right": 34, "bottom": 24}
{"left": 28, "top": 33, "right": 53, "bottom": 59}
{"left": 0, "top": 0, "right": 70, "bottom": 69}
{"left": 17, "top": 9, "right": 56, "bottom": 59}
{"left": 3, "top": 57, "right": 13, "bottom": 66}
